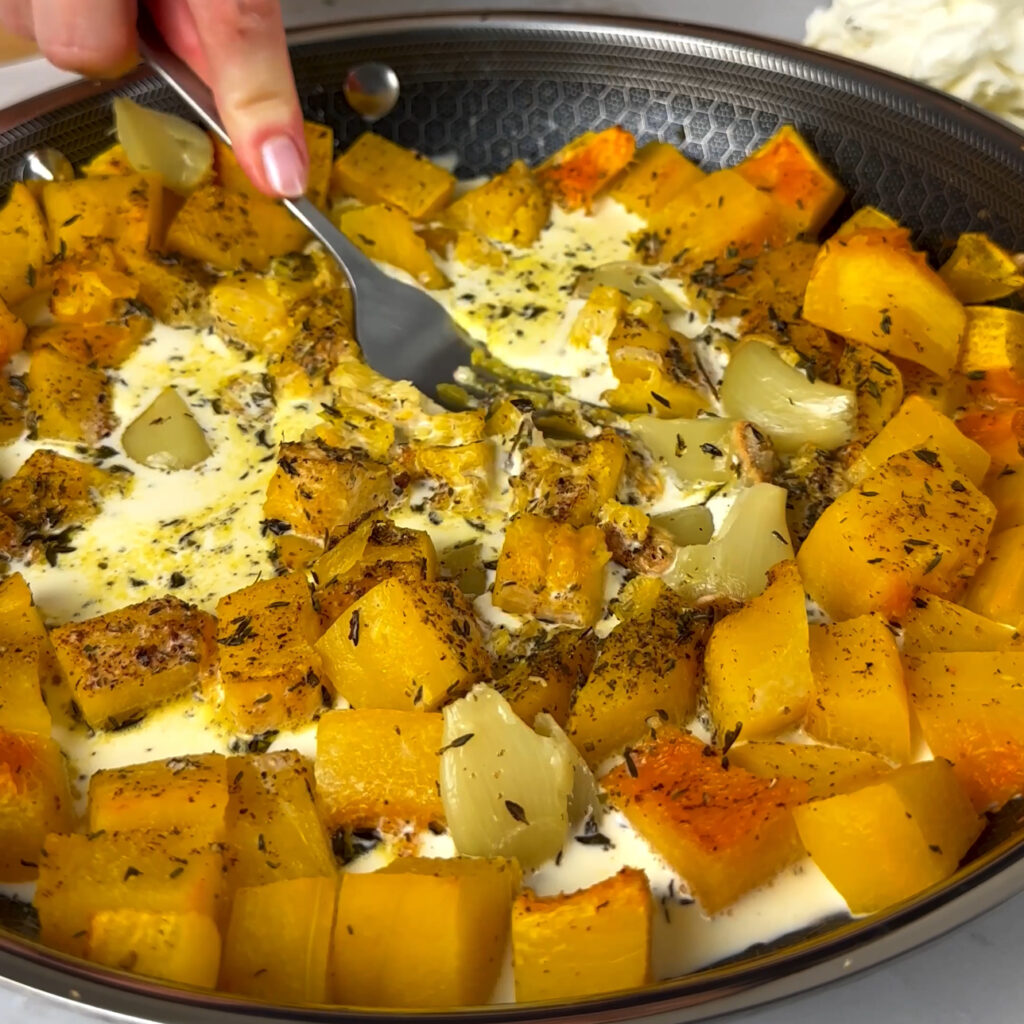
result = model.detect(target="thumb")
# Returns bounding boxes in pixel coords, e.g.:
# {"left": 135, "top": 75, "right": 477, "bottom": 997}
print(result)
{"left": 152, "top": 0, "right": 308, "bottom": 198}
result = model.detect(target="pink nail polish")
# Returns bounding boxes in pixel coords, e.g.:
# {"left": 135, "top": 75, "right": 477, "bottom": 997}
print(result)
{"left": 261, "top": 134, "right": 307, "bottom": 198}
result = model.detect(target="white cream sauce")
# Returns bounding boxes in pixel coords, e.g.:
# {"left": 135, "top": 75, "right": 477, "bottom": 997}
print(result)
{"left": 0, "top": 197, "right": 855, "bottom": 999}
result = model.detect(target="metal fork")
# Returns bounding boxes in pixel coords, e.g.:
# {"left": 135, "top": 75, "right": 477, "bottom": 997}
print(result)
{"left": 135, "top": 13, "right": 470, "bottom": 395}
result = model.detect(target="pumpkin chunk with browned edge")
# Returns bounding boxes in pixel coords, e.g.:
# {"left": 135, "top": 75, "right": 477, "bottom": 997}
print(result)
{"left": 316, "top": 708, "right": 444, "bottom": 830}
{"left": 263, "top": 439, "right": 392, "bottom": 542}
{"left": 0, "top": 449, "right": 120, "bottom": 564}
{"left": 313, "top": 518, "right": 438, "bottom": 627}
{"left": 88, "top": 753, "right": 228, "bottom": 840}
{"left": 50, "top": 595, "right": 216, "bottom": 730}
{"left": 728, "top": 741, "right": 892, "bottom": 799}
{"left": 803, "top": 227, "right": 967, "bottom": 377}
{"left": 34, "top": 830, "right": 226, "bottom": 958}
{"left": 0, "top": 573, "right": 57, "bottom": 735}
{"left": 493, "top": 629, "right": 597, "bottom": 728}
{"left": 221, "top": 875, "right": 337, "bottom": 1003}
{"left": 602, "top": 728, "right": 809, "bottom": 914}
{"left": 512, "top": 867, "right": 652, "bottom": 1002}
{"left": 331, "top": 132, "right": 456, "bottom": 219}
{"left": 806, "top": 614, "right": 911, "bottom": 764}
{"left": 214, "top": 572, "right": 326, "bottom": 734}
{"left": 567, "top": 597, "right": 706, "bottom": 766}
{"left": 733, "top": 124, "right": 846, "bottom": 236}
{"left": 223, "top": 750, "right": 335, "bottom": 894}
{"left": 27, "top": 345, "right": 118, "bottom": 445}
{"left": 443, "top": 160, "right": 550, "bottom": 246}
{"left": 0, "top": 730, "right": 73, "bottom": 882}
{"left": 30, "top": 316, "right": 152, "bottom": 368}
{"left": 704, "top": 560, "right": 813, "bottom": 742}
{"left": 316, "top": 579, "right": 489, "bottom": 711}
{"left": 797, "top": 450, "right": 995, "bottom": 621}
{"left": 0, "top": 370, "right": 26, "bottom": 443}
{"left": 535, "top": 127, "right": 636, "bottom": 210}
{"left": 165, "top": 184, "right": 310, "bottom": 272}
{"left": 492, "top": 514, "right": 611, "bottom": 628}
{"left": 793, "top": 760, "right": 981, "bottom": 914}
{"left": 905, "top": 651, "right": 1024, "bottom": 811}
{"left": 332, "top": 857, "right": 519, "bottom": 1008}
{"left": 87, "top": 909, "right": 222, "bottom": 988}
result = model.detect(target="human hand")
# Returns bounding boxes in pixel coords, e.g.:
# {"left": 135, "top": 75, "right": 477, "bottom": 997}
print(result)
{"left": 0, "top": 0, "right": 308, "bottom": 197}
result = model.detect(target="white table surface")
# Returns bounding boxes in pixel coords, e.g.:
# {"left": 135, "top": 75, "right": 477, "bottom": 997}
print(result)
{"left": 2, "top": 1, "right": 1023, "bottom": 1022}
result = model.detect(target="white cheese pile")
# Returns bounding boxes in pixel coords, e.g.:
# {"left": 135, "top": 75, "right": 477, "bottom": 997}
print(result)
{"left": 806, "top": 0, "right": 1024, "bottom": 129}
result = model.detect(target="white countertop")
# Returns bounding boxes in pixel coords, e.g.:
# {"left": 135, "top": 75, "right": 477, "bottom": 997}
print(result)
{"left": 2, "top": 2, "right": 1023, "bottom": 1022}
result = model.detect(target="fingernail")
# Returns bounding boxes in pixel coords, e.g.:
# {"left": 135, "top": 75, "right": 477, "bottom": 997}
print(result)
{"left": 261, "top": 134, "right": 307, "bottom": 198}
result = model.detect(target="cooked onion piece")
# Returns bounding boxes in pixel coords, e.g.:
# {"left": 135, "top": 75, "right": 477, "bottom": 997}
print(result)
{"left": 631, "top": 414, "right": 735, "bottom": 485}
{"left": 664, "top": 482, "right": 794, "bottom": 602}
{"left": 534, "top": 712, "right": 600, "bottom": 828}
{"left": 652, "top": 505, "right": 714, "bottom": 547}
{"left": 113, "top": 98, "right": 213, "bottom": 195}
{"left": 122, "top": 386, "right": 212, "bottom": 470}
{"left": 720, "top": 340, "right": 855, "bottom": 454}
{"left": 440, "top": 684, "right": 573, "bottom": 869}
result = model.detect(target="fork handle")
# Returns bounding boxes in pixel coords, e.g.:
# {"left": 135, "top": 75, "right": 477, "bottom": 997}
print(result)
{"left": 135, "top": 9, "right": 381, "bottom": 296}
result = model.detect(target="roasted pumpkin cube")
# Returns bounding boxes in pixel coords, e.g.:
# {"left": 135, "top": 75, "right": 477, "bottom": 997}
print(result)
{"left": 316, "top": 579, "right": 489, "bottom": 712}
{"left": 51, "top": 596, "right": 215, "bottom": 730}
{"left": 493, "top": 514, "right": 610, "bottom": 628}
{"left": 803, "top": 229, "right": 967, "bottom": 377}
{"left": 26, "top": 345, "right": 117, "bottom": 445}
{"left": 898, "top": 593, "right": 1022, "bottom": 655}
{"left": 0, "top": 449, "right": 118, "bottom": 563}
{"left": 0, "top": 183, "right": 50, "bottom": 307}
{"left": 215, "top": 572, "right": 325, "bottom": 734}
{"left": 609, "top": 141, "right": 704, "bottom": 220}
{"left": 939, "top": 232, "right": 1024, "bottom": 304}
{"left": 43, "top": 173, "right": 161, "bottom": 257}
{"left": 316, "top": 708, "right": 443, "bottom": 830}
{"left": 332, "top": 857, "right": 519, "bottom": 1007}
{"left": 263, "top": 439, "right": 392, "bottom": 541}
{"left": 907, "top": 651, "right": 1024, "bottom": 810}
{"left": 956, "top": 406, "right": 1024, "bottom": 470}
{"left": 985, "top": 465, "right": 1024, "bottom": 531}
{"left": 165, "top": 184, "right": 309, "bottom": 271}
{"left": 0, "top": 731, "right": 73, "bottom": 882}
{"left": 797, "top": 450, "right": 995, "bottom": 621}
{"left": 87, "top": 909, "right": 221, "bottom": 988}
{"left": 512, "top": 868, "right": 652, "bottom": 1002}
{"left": 443, "top": 160, "right": 550, "bottom": 246}
{"left": 729, "top": 741, "right": 891, "bottom": 799}
{"left": 314, "top": 519, "right": 438, "bottom": 627}
{"left": 224, "top": 750, "right": 335, "bottom": 892}
{"left": 957, "top": 306, "right": 1024, "bottom": 401}
{"left": 704, "top": 560, "right": 813, "bottom": 741}
{"left": 221, "top": 875, "right": 337, "bottom": 1002}
{"left": 734, "top": 125, "right": 845, "bottom": 236}
{"left": 0, "top": 297, "right": 27, "bottom": 367}
{"left": 536, "top": 127, "right": 637, "bottom": 210}
{"left": 0, "top": 370, "right": 26, "bottom": 442}
{"left": 50, "top": 258, "right": 138, "bottom": 323}
{"left": 407, "top": 440, "right": 493, "bottom": 513}
{"left": 962, "top": 525, "right": 1024, "bottom": 626}
{"left": 493, "top": 629, "right": 597, "bottom": 728}
{"left": 567, "top": 601, "right": 705, "bottom": 766}
{"left": 0, "top": 573, "right": 56, "bottom": 735}
{"left": 602, "top": 728, "right": 808, "bottom": 914}
{"left": 848, "top": 395, "right": 990, "bottom": 486}
{"left": 646, "top": 168, "right": 790, "bottom": 268}
{"left": 792, "top": 760, "right": 981, "bottom": 914}
{"left": 806, "top": 614, "right": 910, "bottom": 763}
{"left": 208, "top": 272, "right": 295, "bottom": 354}
{"left": 337, "top": 203, "right": 447, "bottom": 289}
{"left": 88, "top": 754, "right": 228, "bottom": 840}
{"left": 81, "top": 143, "right": 133, "bottom": 177}
{"left": 214, "top": 121, "right": 334, "bottom": 208}
{"left": 31, "top": 316, "right": 151, "bottom": 368}
{"left": 35, "top": 830, "right": 225, "bottom": 958}
{"left": 837, "top": 342, "right": 904, "bottom": 447}
{"left": 331, "top": 132, "right": 455, "bottom": 219}
{"left": 116, "top": 249, "right": 212, "bottom": 327}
